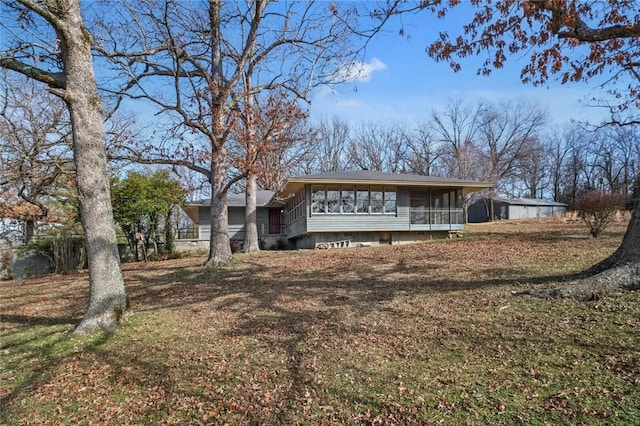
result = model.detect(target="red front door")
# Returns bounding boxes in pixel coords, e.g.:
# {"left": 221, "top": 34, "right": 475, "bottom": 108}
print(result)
{"left": 269, "top": 208, "right": 282, "bottom": 234}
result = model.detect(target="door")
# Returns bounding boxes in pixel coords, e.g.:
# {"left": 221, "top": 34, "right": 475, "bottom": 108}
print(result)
{"left": 269, "top": 208, "right": 283, "bottom": 235}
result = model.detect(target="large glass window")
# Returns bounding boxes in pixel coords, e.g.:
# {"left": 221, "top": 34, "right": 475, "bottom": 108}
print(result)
{"left": 356, "top": 187, "right": 370, "bottom": 213}
{"left": 327, "top": 186, "right": 340, "bottom": 213}
{"left": 311, "top": 186, "right": 326, "bottom": 214}
{"left": 341, "top": 187, "right": 355, "bottom": 213}
{"left": 384, "top": 188, "right": 396, "bottom": 214}
{"left": 370, "top": 186, "right": 383, "bottom": 213}
{"left": 311, "top": 185, "right": 397, "bottom": 215}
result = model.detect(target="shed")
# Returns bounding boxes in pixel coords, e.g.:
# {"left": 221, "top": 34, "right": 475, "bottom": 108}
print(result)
{"left": 468, "top": 197, "right": 567, "bottom": 223}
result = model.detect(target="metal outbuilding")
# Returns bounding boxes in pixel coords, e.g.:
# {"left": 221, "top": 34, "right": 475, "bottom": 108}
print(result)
{"left": 468, "top": 197, "right": 568, "bottom": 223}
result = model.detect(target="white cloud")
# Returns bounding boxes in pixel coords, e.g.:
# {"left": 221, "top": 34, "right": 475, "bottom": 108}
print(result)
{"left": 338, "top": 57, "right": 387, "bottom": 83}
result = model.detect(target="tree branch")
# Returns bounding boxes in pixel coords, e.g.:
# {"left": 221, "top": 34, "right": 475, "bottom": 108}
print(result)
{"left": 0, "top": 57, "right": 64, "bottom": 88}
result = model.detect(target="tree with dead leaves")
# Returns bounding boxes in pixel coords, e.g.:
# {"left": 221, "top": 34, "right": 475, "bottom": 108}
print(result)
{"left": 229, "top": 89, "right": 307, "bottom": 253}
{"left": 424, "top": 0, "right": 640, "bottom": 298}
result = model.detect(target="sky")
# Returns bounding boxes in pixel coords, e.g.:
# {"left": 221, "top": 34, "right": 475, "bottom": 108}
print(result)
{"left": 308, "top": 8, "right": 615, "bottom": 129}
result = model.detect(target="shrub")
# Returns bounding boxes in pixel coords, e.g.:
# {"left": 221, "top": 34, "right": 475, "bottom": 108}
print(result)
{"left": 18, "top": 233, "right": 86, "bottom": 273}
{"left": 572, "top": 191, "right": 627, "bottom": 238}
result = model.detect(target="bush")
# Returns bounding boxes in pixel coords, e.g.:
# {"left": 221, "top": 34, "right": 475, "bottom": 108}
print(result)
{"left": 572, "top": 191, "right": 627, "bottom": 238}
{"left": 18, "top": 233, "right": 86, "bottom": 273}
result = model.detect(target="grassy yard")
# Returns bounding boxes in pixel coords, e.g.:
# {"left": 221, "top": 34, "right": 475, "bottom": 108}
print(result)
{"left": 1, "top": 218, "right": 639, "bottom": 425}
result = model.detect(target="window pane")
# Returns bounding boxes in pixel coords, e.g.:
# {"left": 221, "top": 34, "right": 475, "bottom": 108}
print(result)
{"left": 356, "top": 187, "right": 369, "bottom": 213}
{"left": 370, "top": 186, "right": 383, "bottom": 213}
{"left": 327, "top": 186, "right": 340, "bottom": 213}
{"left": 442, "top": 191, "right": 449, "bottom": 209}
{"left": 454, "top": 190, "right": 462, "bottom": 208}
{"left": 341, "top": 186, "right": 355, "bottom": 213}
{"left": 311, "top": 186, "right": 326, "bottom": 214}
{"left": 431, "top": 192, "right": 442, "bottom": 208}
{"left": 384, "top": 188, "right": 396, "bottom": 213}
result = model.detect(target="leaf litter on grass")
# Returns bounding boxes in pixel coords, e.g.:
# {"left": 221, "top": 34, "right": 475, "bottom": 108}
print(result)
{"left": 1, "top": 218, "right": 638, "bottom": 425}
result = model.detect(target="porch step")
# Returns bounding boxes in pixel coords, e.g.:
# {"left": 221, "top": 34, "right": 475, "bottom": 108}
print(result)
{"left": 315, "top": 239, "right": 352, "bottom": 249}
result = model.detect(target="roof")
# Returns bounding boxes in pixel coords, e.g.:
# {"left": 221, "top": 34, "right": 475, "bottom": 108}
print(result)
{"left": 183, "top": 171, "right": 492, "bottom": 214}
{"left": 271, "top": 171, "right": 492, "bottom": 204}
{"left": 490, "top": 197, "right": 567, "bottom": 207}
{"left": 286, "top": 170, "right": 490, "bottom": 186}
{"left": 188, "top": 190, "right": 275, "bottom": 207}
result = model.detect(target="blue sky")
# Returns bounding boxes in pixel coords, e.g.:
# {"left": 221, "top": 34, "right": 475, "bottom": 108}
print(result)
{"left": 309, "top": 9, "right": 613, "bottom": 128}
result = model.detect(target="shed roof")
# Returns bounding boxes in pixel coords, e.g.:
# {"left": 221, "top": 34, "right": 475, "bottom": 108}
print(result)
{"left": 491, "top": 197, "right": 567, "bottom": 207}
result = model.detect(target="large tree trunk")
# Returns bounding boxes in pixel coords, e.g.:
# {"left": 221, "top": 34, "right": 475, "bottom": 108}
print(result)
{"left": 205, "top": 146, "right": 232, "bottom": 266}
{"left": 244, "top": 173, "right": 260, "bottom": 253}
{"left": 24, "top": 219, "right": 35, "bottom": 244}
{"left": 519, "top": 173, "right": 640, "bottom": 300}
{"left": 55, "top": 0, "right": 127, "bottom": 333}
{"left": 203, "top": 0, "right": 231, "bottom": 267}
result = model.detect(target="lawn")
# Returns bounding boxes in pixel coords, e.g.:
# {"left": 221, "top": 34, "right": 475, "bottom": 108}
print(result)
{"left": 1, "top": 218, "right": 639, "bottom": 425}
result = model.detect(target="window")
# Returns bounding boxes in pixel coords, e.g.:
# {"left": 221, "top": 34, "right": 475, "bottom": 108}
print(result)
{"left": 311, "top": 184, "right": 397, "bottom": 215}
{"left": 384, "top": 188, "right": 396, "bottom": 213}
{"left": 356, "top": 187, "right": 369, "bottom": 213}
{"left": 311, "top": 186, "right": 326, "bottom": 214}
{"left": 370, "top": 186, "right": 383, "bottom": 213}
{"left": 327, "top": 186, "right": 340, "bottom": 213}
{"left": 341, "top": 187, "right": 355, "bottom": 213}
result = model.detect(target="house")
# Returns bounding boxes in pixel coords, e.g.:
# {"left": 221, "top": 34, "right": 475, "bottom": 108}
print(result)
{"left": 467, "top": 197, "right": 568, "bottom": 223}
{"left": 179, "top": 190, "right": 278, "bottom": 251}
{"left": 178, "top": 171, "right": 492, "bottom": 250}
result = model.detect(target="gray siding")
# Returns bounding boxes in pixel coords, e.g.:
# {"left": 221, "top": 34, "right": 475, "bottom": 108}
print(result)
{"left": 194, "top": 205, "right": 269, "bottom": 241}
{"left": 198, "top": 207, "right": 211, "bottom": 240}
{"left": 229, "top": 206, "right": 271, "bottom": 240}
{"left": 228, "top": 206, "right": 246, "bottom": 240}
{"left": 287, "top": 217, "right": 307, "bottom": 239}
{"left": 257, "top": 207, "right": 269, "bottom": 236}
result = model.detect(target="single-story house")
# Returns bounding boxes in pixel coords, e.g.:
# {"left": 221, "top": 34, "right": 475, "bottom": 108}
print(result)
{"left": 179, "top": 190, "right": 277, "bottom": 251}
{"left": 467, "top": 197, "right": 568, "bottom": 223}
{"left": 179, "top": 171, "right": 492, "bottom": 250}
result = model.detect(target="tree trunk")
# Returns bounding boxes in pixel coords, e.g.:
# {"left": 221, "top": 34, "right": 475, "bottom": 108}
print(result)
{"left": 244, "top": 173, "right": 260, "bottom": 253}
{"left": 55, "top": 0, "right": 127, "bottom": 333}
{"left": 24, "top": 219, "right": 35, "bottom": 243}
{"left": 519, "top": 173, "right": 640, "bottom": 300}
{"left": 205, "top": 146, "right": 232, "bottom": 266}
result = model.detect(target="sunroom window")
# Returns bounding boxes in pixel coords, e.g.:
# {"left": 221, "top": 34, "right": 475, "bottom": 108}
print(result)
{"left": 341, "top": 187, "right": 355, "bottom": 213}
{"left": 327, "top": 186, "right": 340, "bottom": 213}
{"left": 311, "top": 185, "right": 326, "bottom": 214}
{"left": 370, "top": 186, "right": 383, "bottom": 213}
{"left": 356, "top": 187, "right": 370, "bottom": 213}
{"left": 384, "top": 188, "right": 396, "bottom": 213}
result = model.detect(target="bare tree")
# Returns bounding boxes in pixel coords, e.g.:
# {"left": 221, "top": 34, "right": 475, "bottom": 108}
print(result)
{"left": 515, "top": 137, "right": 550, "bottom": 199}
{"left": 0, "top": 73, "right": 73, "bottom": 242}
{"left": 298, "top": 117, "right": 352, "bottom": 174}
{"left": 100, "top": 1, "right": 379, "bottom": 266}
{"left": 347, "top": 122, "right": 409, "bottom": 172}
{"left": 479, "top": 100, "right": 547, "bottom": 193}
{"left": 404, "top": 121, "right": 443, "bottom": 176}
{"left": 0, "top": 0, "right": 127, "bottom": 333}
{"left": 430, "top": 99, "right": 487, "bottom": 181}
